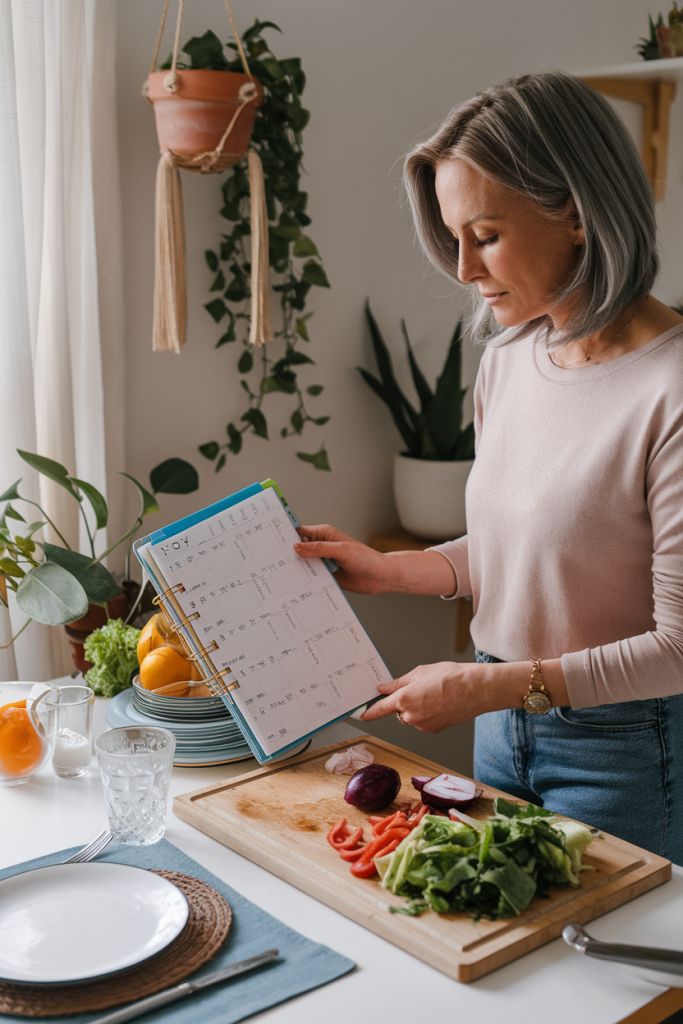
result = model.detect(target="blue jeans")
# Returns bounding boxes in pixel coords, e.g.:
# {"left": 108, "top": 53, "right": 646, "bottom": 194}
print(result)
{"left": 475, "top": 651, "right": 683, "bottom": 865}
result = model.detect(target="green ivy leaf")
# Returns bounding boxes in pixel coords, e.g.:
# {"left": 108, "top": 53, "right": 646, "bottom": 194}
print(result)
{"left": 216, "top": 454, "right": 227, "bottom": 472}
{"left": 210, "top": 270, "right": 226, "bottom": 292}
{"left": 149, "top": 458, "right": 199, "bottom": 495}
{"left": 262, "top": 58, "right": 284, "bottom": 80}
{"left": 42, "top": 544, "right": 123, "bottom": 604}
{"left": 119, "top": 473, "right": 159, "bottom": 517}
{"left": 16, "top": 561, "right": 89, "bottom": 626}
{"left": 205, "top": 250, "right": 219, "bottom": 273}
{"left": 241, "top": 408, "right": 268, "bottom": 439}
{"left": 296, "top": 318, "right": 310, "bottom": 341}
{"left": 70, "top": 478, "right": 108, "bottom": 531}
{"left": 297, "top": 447, "right": 331, "bottom": 471}
{"left": 5, "top": 504, "right": 25, "bottom": 522}
{"left": 301, "top": 261, "right": 330, "bottom": 288}
{"left": 238, "top": 350, "right": 254, "bottom": 374}
{"left": 313, "top": 416, "right": 330, "bottom": 426}
{"left": 205, "top": 299, "right": 227, "bottom": 323}
{"left": 226, "top": 423, "right": 243, "bottom": 454}
{"left": 225, "top": 278, "right": 247, "bottom": 303}
{"left": 292, "top": 236, "right": 318, "bottom": 257}
{"left": 0, "top": 479, "right": 22, "bottom": 502}
{"left": 291, "top": 410, "right": 304, "bottom": 433}
{"left": 17, "top": 450, "right": 79, "bottom": 499}
{"left": 307, "top": 385, "right": 324, "bottom": 396}
{"left": 199, "top": 442, "right": 220, "bottom": 461}
{"left": 217, "top": 327, "right": 236, "bottom": 346}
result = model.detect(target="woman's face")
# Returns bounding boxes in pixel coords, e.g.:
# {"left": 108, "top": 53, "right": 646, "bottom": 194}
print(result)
{"left": 434, "top": 158, "right": 584, "bottom": 329}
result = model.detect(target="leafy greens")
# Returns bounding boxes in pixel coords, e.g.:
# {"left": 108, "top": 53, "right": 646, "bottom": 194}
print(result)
{"left": 84, "top": 618, "right": 141, "bottom": 698}
{"left": 376, "top": 798, "right": 594, "bottom": 919}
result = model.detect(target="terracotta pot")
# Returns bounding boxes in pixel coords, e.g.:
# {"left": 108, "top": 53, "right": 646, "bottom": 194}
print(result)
{"left": 64, "top": 593, "right": 130, "bottom": 675}
{"left": 147, "top": 70, "right": 264, "bottom": 174}
{"left": 393, "top": 453, "right": 474, "bottom": 541}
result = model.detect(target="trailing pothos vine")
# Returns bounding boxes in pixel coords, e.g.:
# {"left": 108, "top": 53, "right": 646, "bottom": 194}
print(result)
{"left": 181, "top": 22, "right": 331, "bottom": 473}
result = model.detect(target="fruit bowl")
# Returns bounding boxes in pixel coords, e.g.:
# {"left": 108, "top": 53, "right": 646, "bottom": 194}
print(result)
{"left": 0, "top": 681, "right": 58, "bottom": 786}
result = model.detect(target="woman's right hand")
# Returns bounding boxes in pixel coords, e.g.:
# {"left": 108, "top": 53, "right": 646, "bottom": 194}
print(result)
{"left": 293, "top": 525, "right": 395, "bottom": 594}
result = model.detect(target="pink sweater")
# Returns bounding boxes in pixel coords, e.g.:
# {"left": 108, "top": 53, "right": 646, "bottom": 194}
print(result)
{"left": 431, "top": 323, "right": 683, "bottom": 709}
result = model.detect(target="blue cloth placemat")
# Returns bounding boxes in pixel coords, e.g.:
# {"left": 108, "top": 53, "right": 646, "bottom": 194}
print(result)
{"left": 0, "top": 839, "right": 355, "bottom": 1022}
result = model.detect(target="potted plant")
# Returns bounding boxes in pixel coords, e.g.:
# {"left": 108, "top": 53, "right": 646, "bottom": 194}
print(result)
{"left": 0, "top": 452, "right": 198, "bottom": 671}
{"left": 195, "top": 20, "right": 331, "bottom": 473}
{"left": 358, "top": 303, "right": 475, "bottom": 541}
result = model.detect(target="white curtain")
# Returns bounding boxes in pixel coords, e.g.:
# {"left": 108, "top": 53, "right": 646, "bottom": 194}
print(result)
{"left": 0, "top": 0, "right": 125, "bottom": 682}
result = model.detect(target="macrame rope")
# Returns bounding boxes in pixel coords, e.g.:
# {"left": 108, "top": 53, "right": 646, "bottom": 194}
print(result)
{"left": 164, "top": 0, "right": 185, "bottom": 92}
{"left": 248, "top": 149, "right": 273, "bottom": 347}
{"left": 173, "top": 82, "right": 257, "bottom": 172}
{"left": 224, "top": 0, "right": 253, "bottom": 80}
{"left": 149, "top": 0, "right": 171, "bottom": 74}
{"left": 153, "top": 152, "right": 187, "bottom": 353}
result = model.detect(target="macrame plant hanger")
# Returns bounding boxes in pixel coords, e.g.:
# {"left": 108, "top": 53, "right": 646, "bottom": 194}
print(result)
{"left": 145, "top": 0, "right": 273, "bottom": 353}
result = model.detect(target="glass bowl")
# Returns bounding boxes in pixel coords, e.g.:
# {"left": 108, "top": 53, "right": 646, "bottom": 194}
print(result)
{"left": 0, "top": 681, "right": 58, "bottom": 787}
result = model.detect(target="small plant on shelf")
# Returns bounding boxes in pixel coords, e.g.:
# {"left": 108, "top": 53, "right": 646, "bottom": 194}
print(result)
{"left": 168, "top": 23, "right": 331, "bottom": 473}
{"left": 358, "top": 303, "right": 475, "bottom": 462}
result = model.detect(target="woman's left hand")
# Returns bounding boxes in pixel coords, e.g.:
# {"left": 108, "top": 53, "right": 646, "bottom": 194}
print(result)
{"left": 361, "top": 661, "right": 487, "bottom": 732}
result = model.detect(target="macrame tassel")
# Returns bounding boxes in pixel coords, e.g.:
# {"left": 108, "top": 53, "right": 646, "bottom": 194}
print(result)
{"left": 153, "top": 152, "right": 187, "bottom": 353}
{"left": 248, "top": 149, "right": 273, "bottom": 347}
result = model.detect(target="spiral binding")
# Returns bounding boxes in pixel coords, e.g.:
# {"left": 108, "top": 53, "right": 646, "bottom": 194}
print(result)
{"left": 152, "top": 583, "right": 186, "bottom": 606}
{"left": 204, "top": 669, "right": 240, "bottom": 696}
{"left": 171, "top": 611, "right": 200, "bottom": 629}
{"left": 187, "top": 641, "right": 220, "bottom": 661}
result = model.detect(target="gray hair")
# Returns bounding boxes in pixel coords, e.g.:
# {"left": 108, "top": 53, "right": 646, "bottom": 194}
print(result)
{"left": 404, "top": 71, "right": 659, "bottom": 347}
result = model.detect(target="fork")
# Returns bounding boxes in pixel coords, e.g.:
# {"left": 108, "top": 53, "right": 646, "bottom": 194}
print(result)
{"left": 62, "top": 829, "right": 113, "bottom": 864}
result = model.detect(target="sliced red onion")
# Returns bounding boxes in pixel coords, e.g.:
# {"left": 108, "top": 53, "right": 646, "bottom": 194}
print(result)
{"left": 421, "top": 774, "right": 481, "bottom": 811}
{"left": 411, "top": 776, "right": 432, "bottom": 793}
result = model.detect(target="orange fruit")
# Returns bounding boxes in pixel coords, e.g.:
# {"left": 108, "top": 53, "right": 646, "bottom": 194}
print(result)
{"left": 136, "top": 615, "right": 166, "bottom": 666}
{"left": 0, "top": 705, "right": 42, "bottom": 777}
{"left": 139, "top": 645, "right": 194, "bottom": 691}
{"left": 0, "top": 699, "right": 27, "bottom": 713}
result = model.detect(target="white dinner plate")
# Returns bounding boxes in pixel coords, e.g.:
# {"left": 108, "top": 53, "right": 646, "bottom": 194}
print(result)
{"left": 0, "top": 863, "right": 189, "bottom": 984}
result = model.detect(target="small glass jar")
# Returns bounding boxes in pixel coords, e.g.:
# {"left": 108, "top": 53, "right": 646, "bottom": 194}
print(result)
{"left": 42, "top": 685, "right": 95, "bottom": 778}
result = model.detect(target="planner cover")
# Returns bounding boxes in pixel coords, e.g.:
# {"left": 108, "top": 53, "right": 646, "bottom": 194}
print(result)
{"left": 134, "top": 480, "right": 391, "bottom": 763}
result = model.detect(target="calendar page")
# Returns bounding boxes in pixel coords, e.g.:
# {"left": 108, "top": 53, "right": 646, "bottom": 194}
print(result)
{"left": 144, "top": 487, "right": 389, "bottom": 757}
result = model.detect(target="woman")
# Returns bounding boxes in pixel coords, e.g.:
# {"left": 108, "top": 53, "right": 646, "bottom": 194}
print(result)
{"left": 294, "top": 71, "right": 683, "bottom": 862}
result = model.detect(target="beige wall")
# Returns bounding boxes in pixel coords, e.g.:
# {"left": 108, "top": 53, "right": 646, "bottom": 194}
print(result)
{"left": 115, "top": 0, "right": 674, "bottom": 774}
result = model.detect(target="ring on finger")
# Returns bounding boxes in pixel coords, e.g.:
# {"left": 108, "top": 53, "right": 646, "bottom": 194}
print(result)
{"left": 396, "top": 711, "right": 405, "bottom": 725}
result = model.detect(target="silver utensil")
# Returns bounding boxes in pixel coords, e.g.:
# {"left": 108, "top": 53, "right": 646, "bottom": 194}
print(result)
{"left": 85, "top": 949, "right": 279, "bottom": 1024}
{"left": 563, "top": 923, "right": 683, "bottom": 976}
{"left": 62, "top": 830, "right": 113, "bottom": 864}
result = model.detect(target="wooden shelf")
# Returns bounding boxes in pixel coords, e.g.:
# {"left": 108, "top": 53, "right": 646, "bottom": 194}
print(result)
{"left": 368, "top": 529, "right": 473, "bottom": 654}
{"left": 574, "top": 60, "right": 678, "bottom": 200}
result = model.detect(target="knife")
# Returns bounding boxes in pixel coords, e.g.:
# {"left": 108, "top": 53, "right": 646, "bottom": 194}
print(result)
{"left": 86, "top": 949, "right": 279, "bottom": 1024}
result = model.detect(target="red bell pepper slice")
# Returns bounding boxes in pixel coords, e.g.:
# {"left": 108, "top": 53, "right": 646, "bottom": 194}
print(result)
{"left": 327, "top": 817, "right": 351, "bottom": 849}
{"left": 338, "top": 826, "right": 364, "bottom": 850}
{"left": 349, "top": 827, "right": 410, "bottom": 878}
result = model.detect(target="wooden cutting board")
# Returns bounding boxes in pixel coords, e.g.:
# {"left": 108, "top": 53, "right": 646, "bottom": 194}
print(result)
{"left": 173, "top": 735, "right": 671, "bottom": 982}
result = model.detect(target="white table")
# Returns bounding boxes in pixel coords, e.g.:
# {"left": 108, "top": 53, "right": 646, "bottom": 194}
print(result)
{"left": 2, "top": 691, "right": 683, "bottom": 1024}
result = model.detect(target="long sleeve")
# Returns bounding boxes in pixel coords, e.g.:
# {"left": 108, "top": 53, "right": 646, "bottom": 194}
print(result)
{"left": 562, "top": 394, "right": 683, "bottom": 707}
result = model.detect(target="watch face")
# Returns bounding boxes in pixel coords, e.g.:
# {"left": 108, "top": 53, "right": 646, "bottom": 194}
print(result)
{"left": 524, "top": 691, "right": 551, "bottom": 715}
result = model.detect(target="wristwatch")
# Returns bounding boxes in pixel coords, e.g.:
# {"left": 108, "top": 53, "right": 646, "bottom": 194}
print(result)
{"left": 523, "top": 659, "right": 551, "bottom": 714}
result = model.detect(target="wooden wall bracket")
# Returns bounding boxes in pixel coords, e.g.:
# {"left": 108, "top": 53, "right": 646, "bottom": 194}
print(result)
{"left": 581, "top": 76, "right": 676, "bottom": 200}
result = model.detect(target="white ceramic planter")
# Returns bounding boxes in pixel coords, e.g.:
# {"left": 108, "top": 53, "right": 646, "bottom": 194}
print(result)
{"left": 393, "top": 453, "right": 473, "bottom": 541}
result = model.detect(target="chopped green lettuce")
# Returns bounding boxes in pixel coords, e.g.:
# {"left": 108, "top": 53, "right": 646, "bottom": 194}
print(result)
{"left": 383, "top": 807, "right": 594, "bottom": 921}
{"left": 84, "top": 618, "right": 141, "bottom": 697}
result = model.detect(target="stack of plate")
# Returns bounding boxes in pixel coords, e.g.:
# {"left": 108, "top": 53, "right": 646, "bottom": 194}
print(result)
{"left": 105, "top": 679, "right": 253, "bottom": 766}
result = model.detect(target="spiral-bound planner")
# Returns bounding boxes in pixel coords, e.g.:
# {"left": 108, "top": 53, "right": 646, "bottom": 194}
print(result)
{"left": 134, "top": 479, "right": 391, "bottom": 763}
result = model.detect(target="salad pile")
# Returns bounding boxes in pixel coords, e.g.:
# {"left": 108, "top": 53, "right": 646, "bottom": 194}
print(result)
{"left": 377, "top": 797, "right": 594, "bottom": 919}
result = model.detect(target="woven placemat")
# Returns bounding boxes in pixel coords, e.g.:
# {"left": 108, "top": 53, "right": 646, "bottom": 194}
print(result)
{"left": 0, "top": 870, "right": 232, "bottom": 1017}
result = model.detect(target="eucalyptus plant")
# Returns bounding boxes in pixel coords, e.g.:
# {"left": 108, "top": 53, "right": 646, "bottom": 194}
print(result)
{"left": 166, "top": 23, "right": 331, "bottom": 472}
{"left": 0, "top": 452, "right": 198, "bottom": 635}
{"left": 358, "top": 303, "right": 475, "bottom": 461}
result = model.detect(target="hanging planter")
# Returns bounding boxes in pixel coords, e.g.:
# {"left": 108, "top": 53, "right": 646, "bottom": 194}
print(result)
{"left": 143, "top": 0, "right": 270, "bottom": 353}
